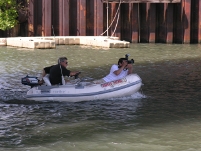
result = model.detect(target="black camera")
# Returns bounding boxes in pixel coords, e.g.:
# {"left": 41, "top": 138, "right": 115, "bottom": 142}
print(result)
{"left": 125, "top": 54, "right": 134, "bottom": 64}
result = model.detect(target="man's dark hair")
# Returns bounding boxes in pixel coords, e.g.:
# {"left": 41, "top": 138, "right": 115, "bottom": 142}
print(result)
{"left": 118, "top": 58, "right": 127, "bottom": 65}
{"left": 58, "top": 57, "right": 67, "bottom": 64}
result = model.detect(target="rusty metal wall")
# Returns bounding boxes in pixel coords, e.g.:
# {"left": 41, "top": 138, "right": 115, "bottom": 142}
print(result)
{"left": 1, "top": 0, "right": 201, "bottom": 44}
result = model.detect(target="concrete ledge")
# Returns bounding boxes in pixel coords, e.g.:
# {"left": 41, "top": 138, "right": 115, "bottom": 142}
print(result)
{"left": 6, "top": 37, "right": 56, "bottom": 49}
{"left": 0, "top": 38, "right": 7, "bottom": 46}
{"left": 3, "top": 36, "right": 130, "bottom": 49}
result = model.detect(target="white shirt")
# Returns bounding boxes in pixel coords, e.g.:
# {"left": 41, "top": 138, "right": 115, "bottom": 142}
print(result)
{"left": 103, "top": 64, "right": 128, "bottom": 82}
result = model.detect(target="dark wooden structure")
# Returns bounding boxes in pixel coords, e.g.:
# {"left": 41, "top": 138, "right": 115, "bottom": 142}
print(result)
{"left": 102, "top": 0, "right": 181, "bottom": 3}
{"left": 1, "top": 0, "right": 201, "bottom": 44}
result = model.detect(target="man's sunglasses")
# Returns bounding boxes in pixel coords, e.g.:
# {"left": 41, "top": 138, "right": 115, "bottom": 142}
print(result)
{"left": 62, "top": 61, "right": 68, "bottom": 64}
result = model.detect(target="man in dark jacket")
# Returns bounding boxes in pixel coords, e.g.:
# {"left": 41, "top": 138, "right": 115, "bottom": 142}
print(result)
{"left": 43, "top": 57, "right": 79, "bottom": 85}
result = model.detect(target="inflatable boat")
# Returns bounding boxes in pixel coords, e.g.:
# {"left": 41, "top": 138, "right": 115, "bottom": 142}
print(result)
{"left": 21, "top": 74, "right": 142, "bottom": 102}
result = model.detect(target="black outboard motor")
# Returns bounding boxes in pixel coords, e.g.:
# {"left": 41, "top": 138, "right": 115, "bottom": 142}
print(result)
{"left": 21, "top": 75, "right": 39, "bottom": 87}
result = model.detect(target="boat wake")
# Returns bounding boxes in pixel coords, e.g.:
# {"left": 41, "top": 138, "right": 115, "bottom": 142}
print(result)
{"left": 0, "top": 88, "right": 27, "bottom": 101}
{"left": 109, "top": 91, "right": 146, "bottom": 101}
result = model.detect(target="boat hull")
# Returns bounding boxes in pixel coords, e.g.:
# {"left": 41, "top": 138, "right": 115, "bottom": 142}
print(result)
{"left": 25, "top": 74, "right": 142, "bottom": 102}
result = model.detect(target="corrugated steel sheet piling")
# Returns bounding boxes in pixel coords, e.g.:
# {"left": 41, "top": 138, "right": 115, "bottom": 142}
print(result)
{"left": 198, "top": 0, "right": 201, "bottom": 43}
{"left": 131, "top": 3, "right": 140, "bottom": 43}
{"left": 59, "top": 0, "right": 69, "bottom": 36}
{"left": 42, "top": 0, "right": 52, "bottom": 36}
{"left": 28, "top": 0, "right": 34, "bottom": 36}
{"left": 111, "top": 3, "right": 121, "bottom": 38}
{"left": 3, "top": 0, "right": 201, "bottom": 44}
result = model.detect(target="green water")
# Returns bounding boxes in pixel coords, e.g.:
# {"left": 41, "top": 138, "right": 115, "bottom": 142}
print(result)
{"left": 0, "top": 44, "right": 201, "bottom": 151}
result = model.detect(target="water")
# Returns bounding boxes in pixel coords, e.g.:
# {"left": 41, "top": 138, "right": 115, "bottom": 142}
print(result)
{"left": 0, "top": 44, "right": 201, "bottom": 150}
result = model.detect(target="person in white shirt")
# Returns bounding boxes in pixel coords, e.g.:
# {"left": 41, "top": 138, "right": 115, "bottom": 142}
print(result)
{"left": 94, "top": 58, "right": 133, "bottom": 84}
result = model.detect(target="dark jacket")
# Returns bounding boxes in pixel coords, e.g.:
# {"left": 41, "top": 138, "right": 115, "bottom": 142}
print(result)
{"left": 49, "top": 64, "right": 70, "bottom": 85}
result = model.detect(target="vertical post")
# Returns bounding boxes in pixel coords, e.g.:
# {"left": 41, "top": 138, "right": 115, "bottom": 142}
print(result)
{"left": 77, "top": 0, "right": 86, "bottom": 36}
{"left": 107, "top": 1, "right": 109, "bottom": 37}
{"left": 131, "top": 3, "right": 139, "bottom": 43}
{"left": 63, "top": 0, "right": 69, "bottom": 36}
{"left": 166, "top": 3, "right": 173, "bottom": 43}
{"left": 182, "top": 0, "right": 191, "bottom": 43}
{"left": 121, "top": 3, "right": 131, "bottom": 41}
{"left": 42, "top": 0, "right": 52, "bottom": 36}
{"left": 198, "top": 0, "right": 201, "bottom": 43}
{"left": 174, "top": 0, "right": 191, "bottom": 43}
{"left": 140, "top": 3, "right": 149, "bottom": 42}
{"left": 111, "top": 3, "right": 121, "bottom": 38}
{"left": 94, "top": 0, "right": 103, "bottom": 36}
{"left": 69, "top": 0, "right": 77, "bottom": 36}
{"left": 59, "top": 0, "right": 63, "bottom": 35}
{"left": 148, "top": 3, "right": 156, "bottom": 43}
{"left": 173, "top": 3, "right": 182, "bottom": 43}
{"left": 156, "top": 3, "right": 165, "bottom": 43}
{"left": 28, "top": 0, "right": 34, "bottom": 36}
{"left": 156, "top": 3, "right": 173, "bottom": 43}
{"left": 63, "top": 0, "right": 69, "bottom": 35}
{"left": 191, "top": 0, "right": 198, "bottom": 43}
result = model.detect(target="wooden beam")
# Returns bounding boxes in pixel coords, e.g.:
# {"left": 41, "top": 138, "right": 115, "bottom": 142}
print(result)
{"left": 102, "top": 0, "right": 181, "bottom": 3}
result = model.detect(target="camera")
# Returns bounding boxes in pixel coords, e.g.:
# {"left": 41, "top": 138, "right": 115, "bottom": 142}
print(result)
{"left": 125, "top": 54, "right": 134, "bottom": 64}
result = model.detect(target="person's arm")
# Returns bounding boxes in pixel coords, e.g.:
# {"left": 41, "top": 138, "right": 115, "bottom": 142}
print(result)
{"left": 42, "top": 69, "right": 46, "bottom": 77}
{"left": 62, "top": 67, "right": 79, "bottom": 77}
{"left": 70, "top": 71, "right": 80, "bottom": 76}
{"left": 43, "top": 66, "right": 52, "bottom": 77}
{"left": 113, "top": 60, "right": 128, "bottom": 75}
{"left": 126, "top": 64, "right": 133, "bottom": 75}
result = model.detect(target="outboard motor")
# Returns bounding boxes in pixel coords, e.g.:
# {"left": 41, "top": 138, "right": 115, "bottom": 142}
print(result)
{"left": 21, "top": 75, "right": 39, "bottom": 87}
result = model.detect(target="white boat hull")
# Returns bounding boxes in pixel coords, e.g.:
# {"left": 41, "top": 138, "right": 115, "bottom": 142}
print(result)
{"left": 25, "top": 74, "right": 142, "bottom": 102}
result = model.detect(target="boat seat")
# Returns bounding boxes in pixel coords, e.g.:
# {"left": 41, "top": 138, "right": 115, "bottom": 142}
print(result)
{"left": 43, "top": 74, "right": 52, "bottom": 86}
